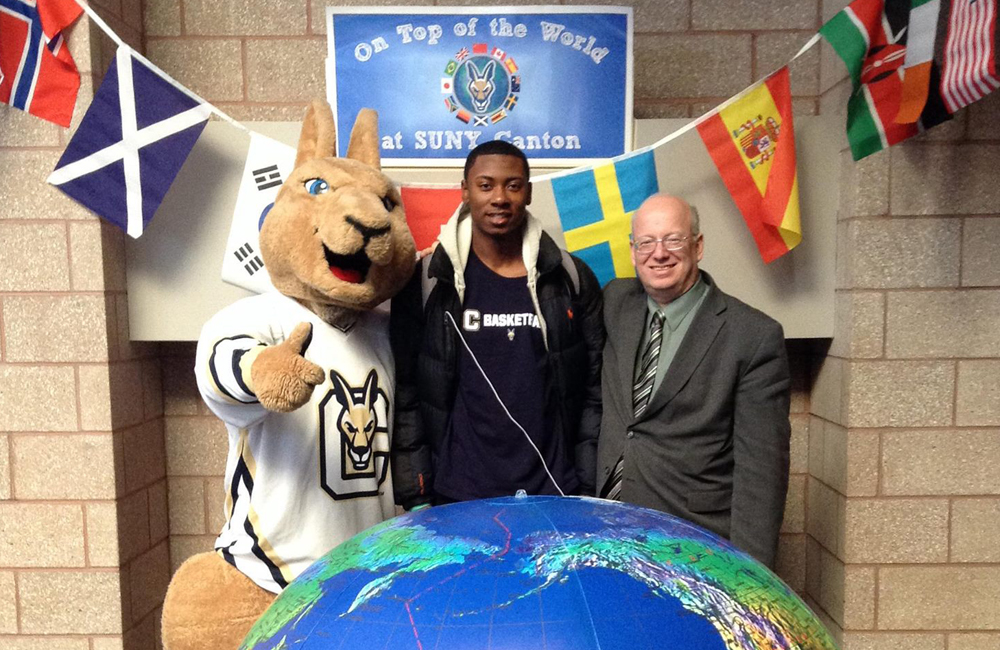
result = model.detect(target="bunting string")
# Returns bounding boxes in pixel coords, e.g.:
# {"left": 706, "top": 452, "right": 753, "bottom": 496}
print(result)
{"left": 20, "top": 0, "right": 992, "bottom": 287}
{"left": 536, "top": 33, "right": 822, "bottom": 183}
{"left": 72, "top": 0, "right": 249, "bottom": 133}
{"left": 68, "top": 0, "right": 820, "bottom": 185}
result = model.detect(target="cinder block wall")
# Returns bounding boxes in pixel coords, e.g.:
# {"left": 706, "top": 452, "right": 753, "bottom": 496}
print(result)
{"left": 808, "top": 2, "right": 1000, "bottom": 647}
{"left": 0, "top": 0, "right": 171, "bottom": 648}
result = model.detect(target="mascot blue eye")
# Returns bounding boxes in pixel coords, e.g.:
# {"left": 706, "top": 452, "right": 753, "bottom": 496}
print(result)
{"left": 381, "top": 196, "right": 395, "bottom": 211}
{"left": 305, "top": 178, "right": 329, "bottom": 195}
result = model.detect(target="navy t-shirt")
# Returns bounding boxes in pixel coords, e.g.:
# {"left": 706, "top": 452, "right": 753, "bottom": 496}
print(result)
{"left": 435, "top": 251, "right": 579, "bottom": 500}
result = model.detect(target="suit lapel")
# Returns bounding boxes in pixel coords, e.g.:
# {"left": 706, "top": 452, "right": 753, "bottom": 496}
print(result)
{"left": 638, "top": 280, "right": 727, "bottom": 422}
{"left": 613, "top": 283, "right": 648, "bottom": 415}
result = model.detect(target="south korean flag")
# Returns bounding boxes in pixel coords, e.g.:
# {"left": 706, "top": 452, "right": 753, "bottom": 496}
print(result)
{"left": 221, "top": 133, "right": 295, "bottom": 293}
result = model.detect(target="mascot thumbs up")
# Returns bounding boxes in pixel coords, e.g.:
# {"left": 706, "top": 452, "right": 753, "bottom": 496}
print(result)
{"left": 161, "top": 100, "right": 416, "bottom": 650}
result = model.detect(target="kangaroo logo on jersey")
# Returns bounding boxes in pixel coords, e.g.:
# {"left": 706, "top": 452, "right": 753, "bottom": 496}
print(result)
{"left": 318, "top": 368, "right": 390, "bottom": 499}
{"left": 443, "top": 43, "right": 520, "bottom": 126}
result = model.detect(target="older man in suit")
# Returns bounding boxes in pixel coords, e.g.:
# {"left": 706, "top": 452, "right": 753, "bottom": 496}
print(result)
{"left": 598, "top": 193, "right": 790, "bottom": 568}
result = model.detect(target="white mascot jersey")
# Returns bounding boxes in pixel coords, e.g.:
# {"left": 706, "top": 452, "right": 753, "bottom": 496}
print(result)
{"left": 195, "top": 292, "right": 395, "bottom": 593}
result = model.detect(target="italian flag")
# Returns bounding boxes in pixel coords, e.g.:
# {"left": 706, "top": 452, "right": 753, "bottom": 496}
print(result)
{"left": 897, "top": 0, "right": 941, "bottom": 122}
{"left": 696, "top": 67, "right": 802, "bottom": 264}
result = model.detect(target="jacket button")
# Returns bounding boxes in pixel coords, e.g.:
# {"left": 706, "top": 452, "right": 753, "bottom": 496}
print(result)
{"left": 603, "top": 467, "right": 610, "bottom": 476}
{"left": 626, "top": 430, "right": 635, "bottom": 439}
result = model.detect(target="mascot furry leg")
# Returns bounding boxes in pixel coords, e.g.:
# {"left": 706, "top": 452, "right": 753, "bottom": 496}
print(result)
{"left": 162, "top": 553, "right": 275, "bottom": 649}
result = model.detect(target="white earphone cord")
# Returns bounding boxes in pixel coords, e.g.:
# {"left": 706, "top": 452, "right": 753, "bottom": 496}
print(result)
{"left": 444, "top": 311, "right": 567, "bottom": 497}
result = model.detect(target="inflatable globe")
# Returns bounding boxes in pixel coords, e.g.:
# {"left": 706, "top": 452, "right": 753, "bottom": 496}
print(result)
{"left": 242, "top": 495, "right": 838, "bottom": 650}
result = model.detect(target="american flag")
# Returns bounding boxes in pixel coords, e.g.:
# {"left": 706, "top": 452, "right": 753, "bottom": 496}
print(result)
{"left": 941, "top": 0, "right": 1000, "bottom": 113}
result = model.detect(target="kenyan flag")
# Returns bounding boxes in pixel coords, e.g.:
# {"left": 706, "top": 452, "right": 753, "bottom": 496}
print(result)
{"left": 821, "top": 0, "right": 950, "bottom": 160}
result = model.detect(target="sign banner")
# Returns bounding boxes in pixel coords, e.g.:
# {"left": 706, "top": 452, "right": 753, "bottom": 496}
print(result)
{"left": 326, "top": 7, "right": 633, "bottom": 166}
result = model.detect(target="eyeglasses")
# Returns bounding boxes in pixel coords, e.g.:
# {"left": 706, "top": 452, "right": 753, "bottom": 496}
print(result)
{"left": 631, "top": 235, "right": 691, "bottom": 255}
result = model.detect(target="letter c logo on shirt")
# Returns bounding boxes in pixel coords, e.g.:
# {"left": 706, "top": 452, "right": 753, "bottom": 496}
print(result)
{"left": 463, "top": 309, "right": 481, "bottom": 331}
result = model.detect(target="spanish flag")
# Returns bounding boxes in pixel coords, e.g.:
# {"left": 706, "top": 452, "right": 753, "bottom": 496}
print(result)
{"left": 696, "top": 66, "right": 802, "bottom": 263}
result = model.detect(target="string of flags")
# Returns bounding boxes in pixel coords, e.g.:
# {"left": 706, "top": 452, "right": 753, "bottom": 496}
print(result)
{"left": 2, "top": 0, "right": 998, "bottom": 288}
{"left": 821, "top": 0, "right": 999, "bottom": 160}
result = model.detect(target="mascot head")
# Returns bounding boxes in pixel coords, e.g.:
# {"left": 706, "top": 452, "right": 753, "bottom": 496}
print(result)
{"left": 259, "top": 101, "right": 416, "bottom": 327}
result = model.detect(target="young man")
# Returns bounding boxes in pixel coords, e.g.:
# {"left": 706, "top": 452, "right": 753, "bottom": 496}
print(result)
{"left": 391, "top": 141, "right": 604, "bottom": 509}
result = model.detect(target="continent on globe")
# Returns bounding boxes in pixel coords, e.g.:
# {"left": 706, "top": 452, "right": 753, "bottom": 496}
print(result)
{"left": 242, "top": 496, "right": 839, "bottom": 650}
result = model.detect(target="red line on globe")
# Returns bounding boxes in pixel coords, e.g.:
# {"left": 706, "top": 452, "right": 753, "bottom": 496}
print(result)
{"left": 403, "top": 510, "right": 513, "bottom": 649}
{"left": 404, "top": 601, "right": 424, "bottom": 650}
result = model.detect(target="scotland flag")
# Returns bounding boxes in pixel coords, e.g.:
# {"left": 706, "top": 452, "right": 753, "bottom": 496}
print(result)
{"left": 48, "top": 45, "right": 211, "bottom": 237}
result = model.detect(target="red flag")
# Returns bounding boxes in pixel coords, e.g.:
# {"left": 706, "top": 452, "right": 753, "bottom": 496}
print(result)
{"left": 399, "top": 186, "right": 463, "bottom": 250}
{"left": 696, "top": 68, "right": 802, "bottom": 263}
{"left": 0, "top": 0, "right": 83, "bottom": 127}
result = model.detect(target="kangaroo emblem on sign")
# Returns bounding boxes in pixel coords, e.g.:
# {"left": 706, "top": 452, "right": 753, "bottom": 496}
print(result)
{"left": 442, "top": 44, "right": 520, "bottom": 125}
{"left": 465, "top": 59, "right": 497, "bottom": 113}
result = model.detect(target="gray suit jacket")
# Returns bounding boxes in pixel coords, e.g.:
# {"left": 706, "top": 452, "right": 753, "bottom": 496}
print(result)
{"left": 598, "top": 272, "right": 790, "bottom": 568}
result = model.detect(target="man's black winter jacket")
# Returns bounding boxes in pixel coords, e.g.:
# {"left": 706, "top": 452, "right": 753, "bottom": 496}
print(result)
{"left": 390, "top": 222, "right": 605, "bottom": 510}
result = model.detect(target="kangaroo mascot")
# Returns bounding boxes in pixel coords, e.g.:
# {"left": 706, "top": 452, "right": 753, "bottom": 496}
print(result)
{"left": 161, "top": 100, "right": 416, "bottom": 649}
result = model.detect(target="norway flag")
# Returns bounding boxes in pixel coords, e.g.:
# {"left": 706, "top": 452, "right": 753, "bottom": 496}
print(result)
{"left": 0, "top": 0, "right": 82, "bottom": 127}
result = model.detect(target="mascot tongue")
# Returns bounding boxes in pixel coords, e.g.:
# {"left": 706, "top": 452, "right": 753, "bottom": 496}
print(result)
{"left": 330, "top": 265, "right": 363, "bottom": 283}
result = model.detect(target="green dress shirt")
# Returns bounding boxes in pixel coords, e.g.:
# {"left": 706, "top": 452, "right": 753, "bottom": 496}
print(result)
{"left": 633, "top": 274, "right": 710, "bottom": 396}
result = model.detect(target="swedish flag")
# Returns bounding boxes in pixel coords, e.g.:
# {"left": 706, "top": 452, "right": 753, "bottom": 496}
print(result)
{"left": 551, "top": 151, "right": 658, "bottom": 286}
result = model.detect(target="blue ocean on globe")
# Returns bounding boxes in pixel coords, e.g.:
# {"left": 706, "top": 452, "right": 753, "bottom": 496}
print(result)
{"left": 242, "top": 495, "right": 838, "bottom": 650}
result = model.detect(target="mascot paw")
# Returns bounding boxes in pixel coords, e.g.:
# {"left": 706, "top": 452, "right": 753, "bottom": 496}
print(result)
{"left": 251, "top": 322, "right": 326, "bottom": 412}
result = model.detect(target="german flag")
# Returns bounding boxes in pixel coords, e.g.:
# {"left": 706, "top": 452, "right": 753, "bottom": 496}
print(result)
{"left": 696, "top": 67, "right": 801, "bottom": 263}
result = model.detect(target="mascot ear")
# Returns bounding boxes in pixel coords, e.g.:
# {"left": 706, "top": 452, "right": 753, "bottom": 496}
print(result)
{"left": 295, "top": 99, "right": 337, "bottom": 169}
{"left": 346, "top": 108, "right": 381, "bottom": 171}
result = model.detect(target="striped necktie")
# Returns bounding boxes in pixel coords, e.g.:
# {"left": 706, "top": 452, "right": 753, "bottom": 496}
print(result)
{"left": 601, "top": 311, "right": 665, "bottom": 500}
{"left": 632, "top": 311, "right": 665, "bottom": 417}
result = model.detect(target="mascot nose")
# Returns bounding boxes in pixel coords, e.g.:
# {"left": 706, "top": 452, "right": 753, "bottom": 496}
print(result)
{"left": 341, "top": 212, "right": 394, "bottom": 266}
{"left": 345, "top": 215, "right": 390, "bottom": 245}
